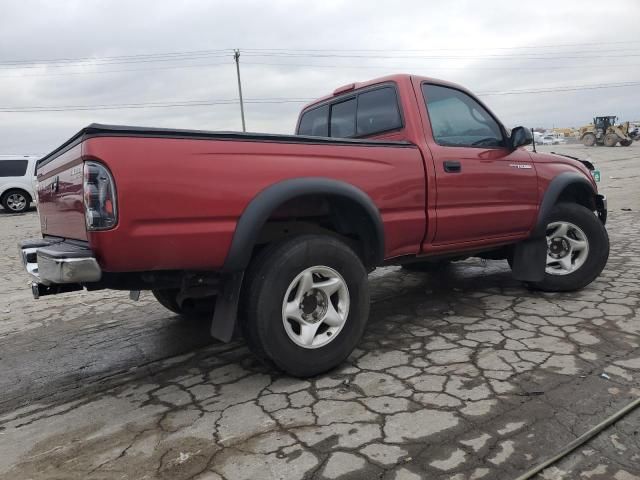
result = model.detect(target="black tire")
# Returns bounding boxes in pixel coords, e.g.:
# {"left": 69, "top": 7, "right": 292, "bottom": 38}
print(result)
{"left": 152, "top": 289, "right": 215, "bottom": 317}
{"left": 1, "top": 189, "right": 30, "bottom": 213}
{"left": 401, "top": 260, "right": 450, "bottom": 272}
{"left": 240, "top": 234, "right": 370, "bottom": 377}
{"left": 582, "top": 133, "right": 596, "bottom": 147}
{"left": 620, "top": 139, "right": 632, "bottom": 147}
{"left": 529, "top": 203, "right": 609, "bottom": 292}
{"left": 604, "top": 134, "right": 618, "bottom": 147}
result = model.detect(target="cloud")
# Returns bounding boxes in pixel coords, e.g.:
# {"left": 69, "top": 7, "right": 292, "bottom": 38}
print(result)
{"left": 0, "top": 0, "right": 639, "bottom": 153}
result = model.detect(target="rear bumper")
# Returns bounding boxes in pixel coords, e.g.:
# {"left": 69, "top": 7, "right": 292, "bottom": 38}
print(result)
{"left": 19, "top": 238, "right": 102, "bottom": 286}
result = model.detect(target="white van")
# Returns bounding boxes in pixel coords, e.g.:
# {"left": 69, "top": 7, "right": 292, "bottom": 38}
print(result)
{"left": 0, "top": 155, "right": 39, "bottom": 213}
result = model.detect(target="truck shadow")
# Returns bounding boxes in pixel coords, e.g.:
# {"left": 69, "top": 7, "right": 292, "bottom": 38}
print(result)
{"left": 0, "top": 261, "right": 519, "bottom": 413}
{"left": 0, "top": 206, "right": 37, "bottom": 216}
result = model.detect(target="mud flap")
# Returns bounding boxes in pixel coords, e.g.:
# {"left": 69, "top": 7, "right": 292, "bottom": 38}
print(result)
{"left": 511, "top": 237, "right": 547, "bottom": 282}
{"left": 210, "top": 271, "right": 244, "bottom": 342}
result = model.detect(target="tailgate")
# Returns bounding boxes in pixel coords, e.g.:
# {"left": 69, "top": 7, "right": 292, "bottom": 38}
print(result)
{"left": 36, "top": 143, "right": 87, "bottom": 241}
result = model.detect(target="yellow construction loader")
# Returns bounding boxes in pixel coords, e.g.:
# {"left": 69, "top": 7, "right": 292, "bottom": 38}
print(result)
{"left": 580, "top": 116, "right": 633, "bottom": 147}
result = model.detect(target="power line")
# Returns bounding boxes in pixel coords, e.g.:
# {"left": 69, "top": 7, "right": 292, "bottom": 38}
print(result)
{"left": 0, "top": 52, "right": 234, "bottom": 70}
{"left": 3, "top": 41, "right": 640, "bottom": 69}
{"left": 241, "top": 46, "right": 640, "bottom": 56}
{"left": 0, "top": 49, "right": 234, "bottom": 66}
{"left": 1, "top": 58, "right": 639, "bottom": 79}
{"left": 243, "top": 61, "right": 640, "bottom": 71}
{"left": 478, "top": 80, "right": 640, "bottom": 95}
{"left": 2, "top": 80, "right": 639, "bottom": 113}
{"left": 0, "top": 61, "right": 233, "bottom": 78}
{"left": 0, "top": 98, "right": 313, "bottom": 113}
{"left": 240, "top": 40, "right": 640, "bottom": 51}
{"left": 241, "top": 51, "right": 640, "bottom": 61}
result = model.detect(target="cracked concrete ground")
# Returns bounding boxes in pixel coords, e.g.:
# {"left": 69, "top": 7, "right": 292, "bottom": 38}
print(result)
{"left": 0, "top": 143, "right": 639, "bottom": 480}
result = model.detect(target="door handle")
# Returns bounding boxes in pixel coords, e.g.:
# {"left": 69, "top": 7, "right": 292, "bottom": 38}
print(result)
{"left": 443, "top": 160, "right": 461, "bottom": 173}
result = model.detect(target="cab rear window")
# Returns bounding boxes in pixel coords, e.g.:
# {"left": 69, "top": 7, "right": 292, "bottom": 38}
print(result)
{"left": 330, "top": 98, "right": 356, "bottom": 138}
{"left": 356, "top": 88, "right": 402, "bottom": 136}
{"left": 297, "top": 105, "right": 329, "bottom": 137}
{"left": 0, "top": 160, "right": 28, "bottom": 177}
{"left": 297, "top": 85, "right": 402, "bottom": 139}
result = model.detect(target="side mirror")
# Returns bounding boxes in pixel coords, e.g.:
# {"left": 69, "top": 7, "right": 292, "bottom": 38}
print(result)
{"left": 510, "top": 126, "right": 533, "bottom": 149}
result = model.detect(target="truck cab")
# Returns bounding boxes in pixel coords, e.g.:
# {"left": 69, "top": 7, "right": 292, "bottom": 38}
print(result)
{"left": 296, "top": 75, "right": 592, "bottom": 251}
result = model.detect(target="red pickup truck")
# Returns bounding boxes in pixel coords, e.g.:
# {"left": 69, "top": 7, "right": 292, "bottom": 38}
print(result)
{"left": 20, "top": 74, "right": 608, "bottom": 377}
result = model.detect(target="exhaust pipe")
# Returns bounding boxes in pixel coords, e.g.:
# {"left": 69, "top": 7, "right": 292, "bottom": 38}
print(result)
{"left": 31, "top": 282, "right": 83, "bottom": 299}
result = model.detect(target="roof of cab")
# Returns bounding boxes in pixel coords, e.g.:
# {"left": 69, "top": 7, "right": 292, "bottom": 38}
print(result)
{"left": 299, "top": 73, "right": 474, "bottom": 112}
{"left": 0, "top": 155, "right": 40, "bottom": 161}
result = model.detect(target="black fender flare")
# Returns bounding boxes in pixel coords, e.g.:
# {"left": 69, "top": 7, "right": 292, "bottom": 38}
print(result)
{"left": 531, "top": 172, "right": 597, "bottom": 238}
{"left": 222, "top": 177, "right": 385, "bottom": 272}
{"left": 211, "top": 177, "right": 385, "bottom": 342}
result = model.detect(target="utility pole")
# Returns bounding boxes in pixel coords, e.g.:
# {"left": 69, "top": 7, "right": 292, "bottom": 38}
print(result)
{"left": 233, "top": 49, "right": 246, "bottom": 132}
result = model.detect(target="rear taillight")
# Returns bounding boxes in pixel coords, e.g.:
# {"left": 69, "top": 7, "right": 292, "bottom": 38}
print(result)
{"left": 83, "top": 161, "right": 117, "bottom": 230}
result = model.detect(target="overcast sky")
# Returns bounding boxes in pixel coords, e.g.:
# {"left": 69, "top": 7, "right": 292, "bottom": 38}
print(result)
{"left": 1, "top": 0, "right": 639, "bottom": 154}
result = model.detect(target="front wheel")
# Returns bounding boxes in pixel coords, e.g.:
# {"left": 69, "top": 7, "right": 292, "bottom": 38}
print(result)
{"left": 240, "top": 234, "right": 370, "bottom": 377}
{"left": 529, "top": 203, "right": 609, "bottom": 292}
{"left": 620, "top": 139, "right": 632, "bottom": 147}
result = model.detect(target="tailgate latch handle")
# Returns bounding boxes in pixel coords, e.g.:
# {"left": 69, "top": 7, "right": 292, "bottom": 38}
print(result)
{"left": 50, "top": 176, "right": 59, "bottom": 193}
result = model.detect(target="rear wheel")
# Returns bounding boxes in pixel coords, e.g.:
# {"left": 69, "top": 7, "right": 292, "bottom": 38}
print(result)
{"left": 1, "top": 189, "right": 30, "bottom": 213}
{"left": 152, "top": 289, "right": 215, "bottom": 317}
{"left": 240, "top": 234, "right": 369, "bottom": 377}
{"left": 529, "top": 203, "right": 609, "bottom": 292}
{"left": 582, "top": 133, "right": 596, "bottom": 147}
{"left": 604, "top": 134, "right": 619, "bottom": 147}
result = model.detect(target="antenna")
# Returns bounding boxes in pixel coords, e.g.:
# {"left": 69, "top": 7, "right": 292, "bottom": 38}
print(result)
{"left": 531, "top": 128, "right": 537, "bottom": 153}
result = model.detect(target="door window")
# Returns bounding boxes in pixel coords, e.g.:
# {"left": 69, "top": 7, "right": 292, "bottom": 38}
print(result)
{"left": 422, "top": 84, "right": 504, "bottom": 148}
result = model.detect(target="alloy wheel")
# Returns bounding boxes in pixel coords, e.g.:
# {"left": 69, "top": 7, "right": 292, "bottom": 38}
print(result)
{"left": 545, "top": 221, "right": 589, "bottom": 275}
{"left": 6, "top": 193, "right": 27, "bottom": 212}
{"left": 281, "top": 266, "right": 350, "bottom": 349}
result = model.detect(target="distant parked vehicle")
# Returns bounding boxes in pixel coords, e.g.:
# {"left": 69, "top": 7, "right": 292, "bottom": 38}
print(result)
{"left": 0, "top": 155, "right": 39, "bottom": 213}
{"left": 540, "top": 135, "right": 555, "bottom": 145}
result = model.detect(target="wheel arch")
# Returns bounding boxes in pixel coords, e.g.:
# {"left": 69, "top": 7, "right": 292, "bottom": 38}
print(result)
{"left": 222, "top": 177, "right": 385, "bottom": 272}
{"left": 212, "top": 177, "right": 384, "bottom": 343}
{"left": 0, "top": 185, "right": 32, "bottom": 202}
{"left": 531, "top": 172, "right": 597, "bottom": 238}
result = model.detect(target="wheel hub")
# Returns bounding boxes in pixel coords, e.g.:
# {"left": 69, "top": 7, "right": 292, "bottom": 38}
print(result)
{"left": 545, "top": 221, "right": 590, "bottom": 276}
{"left": 300, "top": 289, "right": 328, "bottom": 323}
{"left": 549, "top": 237, "right": 570, "bottom": 258}
{"left": 282, "top": 266, "right": 350, "bottom": 349}
{"left": 7, "top": 193, "right": 26, "bottom": 211}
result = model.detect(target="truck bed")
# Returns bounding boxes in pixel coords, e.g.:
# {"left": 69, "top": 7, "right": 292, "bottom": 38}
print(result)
{"left": 36, "top": 124, "right": 426, "bottom": 272}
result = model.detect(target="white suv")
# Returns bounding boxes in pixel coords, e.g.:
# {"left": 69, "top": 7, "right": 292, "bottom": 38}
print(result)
{"left": 0, "top": 155, "right": 39, "bottom": 213}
